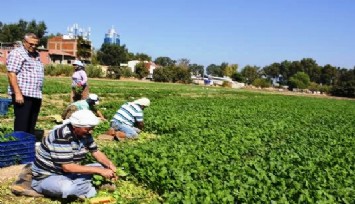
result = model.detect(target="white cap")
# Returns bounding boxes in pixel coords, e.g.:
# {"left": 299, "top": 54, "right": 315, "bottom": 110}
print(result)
{"left": 88, "top": 93, "right": 99, "bottom": 105}
{"left": 69, "top": 110, "right": 100, "bottom": 127}
{"left": 134, "top": 97, "right": 150, "bottom": 107}
{"left": 72, "top": 60, "right": 84, "bottom": 67}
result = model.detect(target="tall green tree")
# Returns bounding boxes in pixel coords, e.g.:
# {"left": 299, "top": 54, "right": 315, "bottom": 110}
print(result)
{"left": 154, "top": 56, "right": 176, "bottom": 67}
{"left": 97, "top": 44, "right": 130, "bottom": 66}
{"left": 288, "top": 61, "right": 304, "bottom": 78}
{"left": 189, "top": 63, "right": 204, "bottom": 77}
{"left": 241, "top": 65, "right": 260, "bottom": 84}
{"left": 300, "top": 58, "right": 321, "bottom": 83}
{"left": 133, "top": 53, "right": 151, "bottom": 61}
{"left": 223, "top": 64, "right": 238, "bottom": 77}
{"left": 0, "top": 19, "right": 47, "bottom": 46}
{"left": 206, "top": 64, "right": 222, "bottom": 77}
{"left": 320, "top": 64, "right": 337, "bottom": 85}
{"left": 135, "top": 62, "right": 149, "bottom": 79}
{"left": 77, "top": 36, "right": 91, "bottom": 60}
{"left": 177, "top": 58, "right": 190, "bottom": 69}
{"left": 263, "top": 63, "right": 280, "bottom": 79}
{"left": 279, "top": 60, "right": 292, "bottom": 83}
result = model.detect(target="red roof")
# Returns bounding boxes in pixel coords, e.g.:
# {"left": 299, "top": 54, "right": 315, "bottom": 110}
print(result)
{"left": 48, "top": 49, "right": 75, "bottom": 57}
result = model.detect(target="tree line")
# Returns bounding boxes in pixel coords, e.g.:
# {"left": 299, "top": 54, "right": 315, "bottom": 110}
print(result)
{"left": 1, "top": 19, "right": 354, "bottom": 98}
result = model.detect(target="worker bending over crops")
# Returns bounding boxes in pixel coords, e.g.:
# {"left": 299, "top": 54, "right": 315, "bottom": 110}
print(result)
{"left": 31, "top": 110, "right": 117, "bottom": 199}
{"left": 107, "top": 97, "right": 150, "bottom": 140}
{"left": 61, "top": 93, "right": 106, "bottom": 121}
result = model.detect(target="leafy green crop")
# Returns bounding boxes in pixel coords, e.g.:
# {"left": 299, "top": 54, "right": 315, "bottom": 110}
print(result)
{"left": 1, "top": 75, "right": 354, "bottom": 203}
{"left": 0, "top": 126, "right": 16, "bottom": 142}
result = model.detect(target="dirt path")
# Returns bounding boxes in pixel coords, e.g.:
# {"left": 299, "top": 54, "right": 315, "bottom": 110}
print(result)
{"left": 0, "top": 164, "right": 25, "bottom": 184}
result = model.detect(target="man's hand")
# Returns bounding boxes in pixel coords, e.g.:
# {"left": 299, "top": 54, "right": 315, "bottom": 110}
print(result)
{"left": 99, "top": 168, "right": 115, "bottom": 179}
{"left": 108, "top": 162, "right": 117, "bottom": 172}
{"left": 15, "top": 92, "right": 24, "bottom": 104}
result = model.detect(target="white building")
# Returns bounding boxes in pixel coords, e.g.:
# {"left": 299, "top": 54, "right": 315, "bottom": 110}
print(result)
{"left": 121, "top": 60, "right": 158, "bottom": 79}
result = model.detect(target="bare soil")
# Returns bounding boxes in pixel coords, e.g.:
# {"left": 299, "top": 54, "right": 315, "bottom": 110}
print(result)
{"left": 0, "top": 164, "right": 25, "bottom": 183}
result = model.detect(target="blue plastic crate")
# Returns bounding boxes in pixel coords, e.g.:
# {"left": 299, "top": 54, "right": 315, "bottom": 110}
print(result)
{"left": 0, "top": 131, "right": 36, "bottom": 167}
{"left": 0, "top": 98, "right": 12, "bottom": 115}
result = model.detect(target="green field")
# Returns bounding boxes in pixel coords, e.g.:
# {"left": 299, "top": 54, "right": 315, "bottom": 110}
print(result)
{"left": 1, "top": 75, "right": 355, "bottom": 203}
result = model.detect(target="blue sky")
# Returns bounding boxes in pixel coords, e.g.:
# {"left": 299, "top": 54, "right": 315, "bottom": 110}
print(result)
{"left": 1, "top": 0, "right": 354, "bottom": 69}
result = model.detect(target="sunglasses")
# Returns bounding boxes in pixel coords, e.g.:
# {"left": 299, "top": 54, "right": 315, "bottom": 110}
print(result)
{"left": 24, "top": 39, "right": 38, "bottom": 47}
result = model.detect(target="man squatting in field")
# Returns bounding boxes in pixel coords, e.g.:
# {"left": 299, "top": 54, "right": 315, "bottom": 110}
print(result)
{"left": 31, "top": 110, "right": 117, "bottom": 199}
{"left": 61, "top": 93, "right": 106, "bottom": 121}
{"left": 106, "top": 97, "right": 150, "bottom": 140}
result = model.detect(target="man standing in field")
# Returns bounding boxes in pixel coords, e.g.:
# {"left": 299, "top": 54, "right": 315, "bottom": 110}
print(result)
{"left": 7, "top": 33, "right": 44, "bottom": 135}
{"left": 107, "top": 97, "right": 150, "bottom": 140}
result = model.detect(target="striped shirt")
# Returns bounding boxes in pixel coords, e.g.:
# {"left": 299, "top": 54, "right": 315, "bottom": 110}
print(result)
{"left": 32, "top": 123, "right": 98, "bottom": 179}
{"left": 6, "top": 46, "right": 44, "bottom": 99}
{"left": 112, "top": 102, "right": 143, "bottom": 126}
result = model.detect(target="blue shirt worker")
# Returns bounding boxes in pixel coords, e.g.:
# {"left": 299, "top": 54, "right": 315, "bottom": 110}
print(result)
{"left": 109, "top": 97, "right": 150, "bottom": 140}
{"left": 61, "top": 93, "right": 106, "bottom": 120}
{"left": 31, "top": 110, "right": 117, "bottom": 199}
{"left": 7, "top": 33, "right": 44, "bottom": 135}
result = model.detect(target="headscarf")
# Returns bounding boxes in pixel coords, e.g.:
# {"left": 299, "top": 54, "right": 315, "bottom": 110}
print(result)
{"left": 133, "top": 97, "right": 150, "bottom": 107}
{"left": 69, "top": 109, "right": 100, "bottom": 127}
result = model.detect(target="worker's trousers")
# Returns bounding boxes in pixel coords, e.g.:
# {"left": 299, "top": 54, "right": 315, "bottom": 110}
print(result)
{"left": 31, "top": 163, "right": 102, "bottom": 199}
{"left": 111, "top": 120, "right": 141, "bottom": 138}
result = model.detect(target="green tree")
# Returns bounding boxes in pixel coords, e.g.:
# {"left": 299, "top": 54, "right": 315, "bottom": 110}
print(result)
{"left": 177, "top": 58, "right": 190, "bottom": 69}
{"left": 0, "top": 19, "right": 47, "bottom": 46}
{"left": 77, "top": 36, "right": 92, "bottom": 60}
{"left": 279, "top": 60, "right": 292, "bottom": 83}
{"left": 206, "top": 64, "right": 222, "bottom": 77}
{"left": 133, "top": 53, "right": 151, "bottom": 61}
{"left": 231, "top": 72, "right": 244, "bottom": 82}
{"left": 153, "top": 65, "right": 191, "bottom": 83}
{"left": 154, "top": 56, "right": 176, "bottom": 67}
{"left": 300, "top": 58, "right": 321, "bottom": 83}
{"left": 172, "top": 66, "right": 191, "bottom": 83}
{"left": 135, "top": 62, "right": 149, "bottom": 79}
{"left": 288, "top": 72, "right": 310, "bottom": 90}
{"left": 320, "top": 64, "right": 337, "bottom": 85}
{"left": 97, "top": 44, "right": 130, "bottom": 66}
{"left": 153, "top": 67, "right": 172, "bottom": 82}
{"left": 223, "top": 64, "right": 238, "bottom": 77}
{"left": 288, "top": 61, "right": 303, "bottom": 78}
{"left": 241, "top": 65, "right": 260, "bottom": 85}
{"left": 263, "top": 63, "right": 280, "bottom": 79}
{"left": 189, "top": 63, "right": 204, "bottom": 77}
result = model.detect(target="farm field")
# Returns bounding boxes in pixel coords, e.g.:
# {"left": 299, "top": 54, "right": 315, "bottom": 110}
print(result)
{"left": 1, "top": 75, "right": 355, "bottom": 203}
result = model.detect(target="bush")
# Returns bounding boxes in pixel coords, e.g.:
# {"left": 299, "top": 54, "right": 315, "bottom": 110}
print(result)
{"left": 153, "top": 67, "right": 173, "bottom": 82}
{"left": 331, "top": 80, "right": 355, "bottom": 98}
{"left": 135, "top": 62, "right": 149, "bottom": 79}
{"left": 222, "top": 81, "right": 232, "bottom": 88}
{"left": 106, "top": 66, "right": 121, "bottom": 79}
{"left": 85, "top": 64, "right": 104, "bottom": 78}
{"left": 120, "top": 67, "right": 134, "bottom": 78}
{"left": 44, "top": 64, "right": 72, "bottom": 76}
{"left": 252, "top": 78, "right": 271, "bottom": 88}
{"left": 153, "top": 66, "right": 191, "bottom": 84}
{"left": 288, "top": 72, "right": 310, "bottom": 90}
